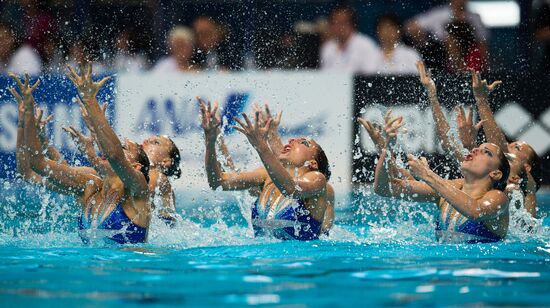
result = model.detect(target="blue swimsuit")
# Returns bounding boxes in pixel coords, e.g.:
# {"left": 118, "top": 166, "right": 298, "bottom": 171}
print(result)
{"left": 78, "top": 203, "right": 147, "bottom": 244}
{"left": 251, "top": 198, "right": 322, "bottom": 241}
{"left": 435, "top": 205, "right": 502, "bottom": 244}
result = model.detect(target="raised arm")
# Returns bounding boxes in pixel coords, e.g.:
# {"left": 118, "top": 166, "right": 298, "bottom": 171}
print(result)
{"left": 67, "top": 64, "right": 148, "bottom": 197}
{"left": 199, "top": 98, "right": 267, "bottom": 190}
{"left": 408, "top": 154, "right": 508, "bottom": 221}
{"left": 11, "top": 73, "right": 100, "bottom": 196}
{"left": 471, "top": 70, "right": 507, "bottom": 152}
{"left": 417, "top": 61, "right": 463, "bottom": 163}
{"left": 233, "top": 113, "right": 326, "bottom": 199}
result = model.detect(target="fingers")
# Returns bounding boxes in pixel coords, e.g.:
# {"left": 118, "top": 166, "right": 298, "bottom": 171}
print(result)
{"left": 30, "top": 79, "right": 41, "bottom": 91}
{"left": 44, "top": 114, "right": 54, "bottom": 124}
{"left": 233, "top": 116, "right": 247, "bottom": 130}
{"left": 231, "top": 125, "right": 246, "bottom": 134}
{"left": 385, "top": 115, "right": 403, "bottom": 128}
{"left": 467, "top": 106, "right": 474, "bottom": 123}
{"left": 488, "top": 80, "right": 502, "bottom": 90}
{"left": 383, "top": 109, "right": 393, "bottom": 122}
{"left": 9, "top": 72, "right": 24, "bottom": 90}
{"left": 474, "top": 120, "right": 485, "bottom": 131}
{"left": 276, "top": 111, "right": 282, "bottom": 123}
{"left": 24, "top": 73, "right": 30, "bottom": 87}
{"left": 97, "top": 76, "right": 111, "bottom": 88}
{"left": 264, "top": 104, "right": 272, "bottom": 118}
{"left": 9, "top": 87, "right": 23, "bottom": 102}
{"left": 254, "top": 111, "right": 260, "bottom": 129}
{"left": 406, "top": 154, "right": 416, "bottom": 162}
{"left": 242, "top": 113, "right": 252, "bottom": 128}
{"left": 419, "top": 157, "right": 429, "bottom": 166}
{"left": 35, "top": 108, "right": 43, "bottom": 121}
{"left": 211, "top": 101, "right": 219, "bottom": 117}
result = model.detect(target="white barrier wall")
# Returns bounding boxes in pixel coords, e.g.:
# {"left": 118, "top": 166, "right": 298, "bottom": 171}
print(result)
{"left": 116, "top": 72, "right": 353, "bottom": 196}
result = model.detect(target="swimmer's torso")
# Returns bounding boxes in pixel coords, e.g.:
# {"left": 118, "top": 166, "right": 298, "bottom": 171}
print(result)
{"left": 436, "top": 181, "right": 508, "bottom": 243}
{"left": 252, "top": 180, "right": 327, "bottom": 240}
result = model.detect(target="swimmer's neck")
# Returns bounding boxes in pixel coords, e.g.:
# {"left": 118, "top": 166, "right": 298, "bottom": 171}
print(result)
{"left": 461, "top": 173, "right": 494, "bottom": 198}
{"left": 281, "top": 163, "right": 311, "bottom": 178}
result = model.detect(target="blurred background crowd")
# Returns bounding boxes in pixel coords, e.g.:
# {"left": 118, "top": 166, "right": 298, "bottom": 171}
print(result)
{"left": 0, "top": 0, "right": 549, "bottom": 76}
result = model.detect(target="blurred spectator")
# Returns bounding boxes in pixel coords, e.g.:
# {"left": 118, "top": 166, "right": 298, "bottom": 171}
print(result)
{"left": 66, "top": 39, "right": 107, "bottom": 74}
{"left": 405, "top": 0, "right": 488, "bottom": 43}
{"left": 153, "top": 26, "right": 197, "bottom": 73}
{"left": 0, "top": 23, "right": 42, "bottom": 75}
{"left": 532, "top": 0, "right": 550, "bottom": 72}
{"left": 112, "top": 30, "right": 148, "bottom": 73}
{"left": 21, "top": 0, "right": 56, "bottom": 59}
{"left": 41, "top": 33, "right": 66, "bottom": 74}
{"left": 320, "top": 5, "right": 379, "bottom": 74}
{"left": 373, "top": 13, "right": 420, "bottom": 75}
{"left": 192, "top": 16, "right": 241, "bottom": 70}
{"left": 445, "top": 21, "right": 486, "bottom": 72}
{"left": 404, "top": 0, "right": 487, "bottom": 72}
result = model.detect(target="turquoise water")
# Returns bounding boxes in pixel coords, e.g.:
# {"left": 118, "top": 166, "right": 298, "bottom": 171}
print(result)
{"left": 1, "top": 183, "right": 549, "bottom": 306}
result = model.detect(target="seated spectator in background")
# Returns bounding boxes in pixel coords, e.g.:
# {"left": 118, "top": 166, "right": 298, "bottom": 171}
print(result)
{"left": 153, "top": 26, "right": 197, "bottom": 73}
{"left": 0, "top": 23, "right": 42, "bottom": 75}
{"left": 404, "top": 0, "right": 487, "bottom": 72}
{"left": 192, "top": 16, "right": 241, "bottom": 70}
{"left": 41, "top": 33, "right": 66, "bottom": 73}
{"left": 112, "top": 30, "right": 148, "bottom": 73}
{"left": 373, "top": 13, "right": 421, "bottom": 75}
{"left": 320, "top": 5, "right": 379, "bottom": 74}
{"left": 66, "top": 39, "right": 107, "bottom": 74}
{"left": 405, "top": 0, "right": 488, "bottom": 44}
{"left": 445, "top": 21, "right": 487, "bottom": 72}
{"left": 532, "top": 0, "right": 550, "bottom": 73}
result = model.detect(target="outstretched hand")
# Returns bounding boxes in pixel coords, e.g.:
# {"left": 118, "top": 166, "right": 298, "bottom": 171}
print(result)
{"left": 416, "top": 61, "right": 436, "bottom": 93}
{"left": 233, "top": 112, "right": 271, "bottom": 149}
{"left": 383, "top": 109, "right": 406, "bottom": 148}
{"left": 471, "top": 70, "right": 501, "bottom": 98}
{"left": 358, "top": 117, "right": 385, "bottom": 152}
{"left": 63, "top": 126, "right": 94, "bottom": 155}
{"left": 456, "top": 105, "right": 484, "bottom": 150}
{"left": 67, "top": 63, "right": 111, "bottom": 101}
{"left": 9, "top": 73, "right": 41, "bottom": 107}
{"left": 407, "top": 154, "right": 432, "bottom": 181}
{"left": 252, "top": 103, "right": 282, "bottom": 134}
{"left": 34, "top": 107, "right": 54, "bottom": 147}
{"left": 198, "top": 97, "right": 221, "bottom": 142}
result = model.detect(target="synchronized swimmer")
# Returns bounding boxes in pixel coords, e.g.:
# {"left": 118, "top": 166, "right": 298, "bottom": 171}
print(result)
{"left": 9, "top": 59, "right": 541, "bottom": 245}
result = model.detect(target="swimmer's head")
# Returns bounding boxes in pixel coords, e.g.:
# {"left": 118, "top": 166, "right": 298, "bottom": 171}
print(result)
{"left": 460, "top": 143, "right": 509, "bottom": 191}
{"left": 507, "top": 141, "right": 541, "bottom": 192}
{"left": 142, "top": 135, "right": 181, "bottom": 178}
{"left": 279, "top": 137, "right": 331, "bottom": 180}
{"left": 122, "top": 138, "right": 150, "bottom": 183}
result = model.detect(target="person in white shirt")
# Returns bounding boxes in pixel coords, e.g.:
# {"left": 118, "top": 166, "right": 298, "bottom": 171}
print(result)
{"left": 405, "top": 0, "right": 488, "bottom": 43}
{"left": 153, "top": 26, "right": 198, "bottom": 73}
{"left": 320, "top": 6, "right": 379, "bottom": 74}
{"left": 0, "top": 23, "right": 42, "bottom": 75}
{"left": 373, "top": 13, "right": 421, "bottom": 75}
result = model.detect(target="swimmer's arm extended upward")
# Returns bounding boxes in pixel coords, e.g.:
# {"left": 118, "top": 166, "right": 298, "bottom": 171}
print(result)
{"left": 416, "top": 61, "right": 463, "bottom": 163}
{"left": 234, "top": 113, "right": 326, "bottom": 198}
{"left": 12, "top": 74, "right": 100, "bottom": 196}
{"left": 68, "top": 64, "right": 148, "bottom": 197}
{"left": 408, "top": 154, "right": 509, "bottom": 221}
{"left": 200, "top": 100, "right": 266, "bottom": 190}
{"left": 471, "top": 71, "right": 507, "bottom": 152}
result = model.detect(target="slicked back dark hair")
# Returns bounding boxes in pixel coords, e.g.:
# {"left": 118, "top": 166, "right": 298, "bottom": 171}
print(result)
{"left": 136, "top": 145, "right": 150, "bottom": 183}
{"left": 315, "top": 145, "right": 331, "bottom": 181}
{"left": 165, "top": 137, "right": 182, "bottom": 179}
{"left": 493, "top": 148, "right": 510, "bottom": 192}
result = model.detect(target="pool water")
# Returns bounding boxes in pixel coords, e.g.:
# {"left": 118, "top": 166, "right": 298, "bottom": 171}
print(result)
{"left": 1, "top": 183, "right": 549, "bottom": 306}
